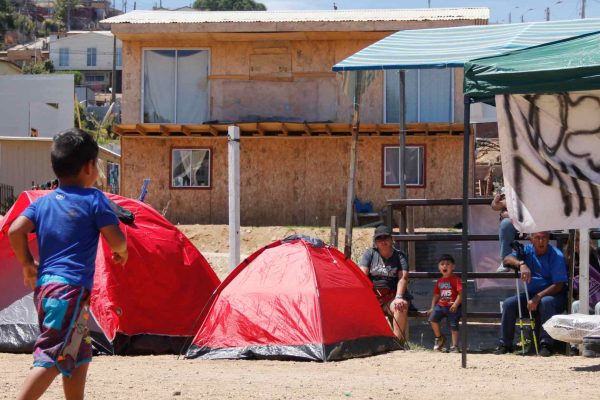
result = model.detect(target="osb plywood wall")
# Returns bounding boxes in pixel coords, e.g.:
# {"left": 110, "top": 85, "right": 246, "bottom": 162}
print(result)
{"left": 120, "top": 36, "right": 462, "bottom": 125}
{"left": 122, "top": 135, "right": 472, "bottom": 227}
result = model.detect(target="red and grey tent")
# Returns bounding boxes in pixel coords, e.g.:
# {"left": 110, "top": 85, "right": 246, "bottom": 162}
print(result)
{"left": 0, "top": 191, "right": 220, "bottom": 354}
{"left": 185, "top": 235, "right": 401, "bottom": 361}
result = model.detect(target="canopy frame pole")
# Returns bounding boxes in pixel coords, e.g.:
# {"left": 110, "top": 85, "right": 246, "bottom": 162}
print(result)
{"left": 460, "top": 95, "right": 472, "bottom": 368}
{"left": 344, "top": 70, "right": 363, "bottom": 257}
{"left": 579, "top": 228, "right": 590, "bottom": 314}
{"left": 228, "top": 125, "right": 241, "bottom": 272}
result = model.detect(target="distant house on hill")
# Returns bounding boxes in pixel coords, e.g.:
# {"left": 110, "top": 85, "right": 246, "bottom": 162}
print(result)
{"left": 102, "top": 8, "right": 489, "bottom": 227}
{"left": 49, "top": 31, "right": 122, "bottom": 93}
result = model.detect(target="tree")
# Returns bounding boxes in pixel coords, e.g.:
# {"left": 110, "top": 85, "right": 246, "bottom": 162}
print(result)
{"left": 53, "top": 0, "right": 79, "bottom": 31}
{"left": 193, "top": 0, "right": 266, "bottom": 11}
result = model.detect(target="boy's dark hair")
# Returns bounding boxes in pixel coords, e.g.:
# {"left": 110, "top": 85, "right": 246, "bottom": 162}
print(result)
{"left": 438, "top": 254, "right": 455, "bottom": 264}
{"left": 51, "top": 129, "right": 99, "bottom": 178}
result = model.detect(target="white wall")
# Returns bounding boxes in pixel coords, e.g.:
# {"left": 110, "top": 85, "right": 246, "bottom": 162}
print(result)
{"left": 470, "top": 102, "right": 497, "bottom": 123}
{"left": 50, "top": 32, "right": 122, "bottom": 71}
{"left": 0, "top": 75, "right": 74, "bottom": 137}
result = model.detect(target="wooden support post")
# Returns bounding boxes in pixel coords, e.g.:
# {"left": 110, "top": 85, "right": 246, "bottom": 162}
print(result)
{"left": 330, "top": 216, "right": 339, "bottom": 248}
{"left": 344, "top": 71, "right": 363, "bottom": 258}
{"left": 228, "top": 126, "right": 240, "bottom": 272}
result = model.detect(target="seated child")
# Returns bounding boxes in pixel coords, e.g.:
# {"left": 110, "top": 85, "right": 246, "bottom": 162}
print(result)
{"left": 426, "top": 254, "right": 463, "bottom": 352}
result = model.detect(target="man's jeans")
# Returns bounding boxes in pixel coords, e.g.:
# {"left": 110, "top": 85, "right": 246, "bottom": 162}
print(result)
{"left": 500, "top": 291, "right": 566, "bottom": 346}
{"left": 499, "top": 217, "right": 518, "bottom": 258}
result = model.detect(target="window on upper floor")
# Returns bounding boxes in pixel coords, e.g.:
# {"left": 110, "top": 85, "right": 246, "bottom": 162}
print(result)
{"left": 171, "top": 148, "right": 211, "bottom": 189}
{"left": 142, "top": 49, "right": 209, "bottom": 124}
{"left": 382, "top": 145, "right": 425, "bottom": 187}
{"left": 87, "top": 47, "right": 97, "bottom": 67}
{"left": 116, "top": 48, "right": 122, "bottom": 67}
{"left": 59, "top": 48, "right": 69, "bottom": 67}
{"left": 385, "top": 69, "right": 454, "bottom": 123}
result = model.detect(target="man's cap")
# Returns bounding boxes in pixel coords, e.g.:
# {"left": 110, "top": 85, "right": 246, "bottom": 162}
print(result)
{"left": 373, "top": 225, "right": 391, "bottom": 239}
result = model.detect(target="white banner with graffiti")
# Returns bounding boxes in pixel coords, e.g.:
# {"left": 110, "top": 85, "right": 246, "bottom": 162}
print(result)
{"left": 496, "top": 91, "right": 600, "bottom": 233}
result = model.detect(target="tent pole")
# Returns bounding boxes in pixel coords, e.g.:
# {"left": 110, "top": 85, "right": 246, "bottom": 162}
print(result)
{"left": 344, "top": 71, "right": 363, "bottom": 257}
{"left": 460, "top": 95, "right": 472, "bottom": 368}
{"left": 579, "top": 229, "right": 590, "bottom": 314}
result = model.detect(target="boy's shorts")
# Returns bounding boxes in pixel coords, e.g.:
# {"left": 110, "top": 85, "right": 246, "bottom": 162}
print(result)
{"left": 33, "top": 275, "right": 92, "bottom": 377}
{"left": 428, "top": 304, "right": 462, "bottom": 330}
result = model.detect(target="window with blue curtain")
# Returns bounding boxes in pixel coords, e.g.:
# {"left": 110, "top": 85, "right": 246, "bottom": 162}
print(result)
{"left": 116, "top": 48, "right": 122, "bottom": 67}
{"left": 59, "top": 48, "right": 69, "bottom": 67}
{"left": 385, "top": 68, "right": 453, "bottom": 123}
{"left": 87, "top": 48, "right": 97, "bottom": 67}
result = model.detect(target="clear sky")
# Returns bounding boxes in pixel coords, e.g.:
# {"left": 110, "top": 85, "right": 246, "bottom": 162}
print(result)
{"left": 128, "top": 0, "right": 600, "bottom": 23}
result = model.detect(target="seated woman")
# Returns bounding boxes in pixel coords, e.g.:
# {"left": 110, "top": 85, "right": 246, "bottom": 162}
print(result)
{"left": 358, "top": 225, "right": 412, "bottom": 345}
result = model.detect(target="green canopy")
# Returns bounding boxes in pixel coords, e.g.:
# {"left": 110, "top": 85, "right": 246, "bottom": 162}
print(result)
{"left": 464, "top": 31, "right": 600, "bottom": 102}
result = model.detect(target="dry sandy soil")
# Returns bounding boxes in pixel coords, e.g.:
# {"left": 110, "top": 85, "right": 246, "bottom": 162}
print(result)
{"left": 2, "top": 225, "right": 598, "bottom": 399}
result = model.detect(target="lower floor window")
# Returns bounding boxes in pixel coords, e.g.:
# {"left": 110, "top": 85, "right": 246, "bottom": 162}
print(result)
{"left": 383, "top": 145, "right": 425, "bottom": 187}
{"left": 172, "top": 148, "right": 211, "bottom": 188}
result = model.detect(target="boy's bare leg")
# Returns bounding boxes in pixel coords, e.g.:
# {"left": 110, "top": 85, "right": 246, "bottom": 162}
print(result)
{"left": 430, "top": 321, "right": 441, "bottom": 338}
{"left": 451, "top": 330, "right": 460, "bottom": 347}
{"left": 17, "top": 366, "right": 60, "bottom": 400}
{"left": 63, "top": 363, "right": 89, "bottom": 400}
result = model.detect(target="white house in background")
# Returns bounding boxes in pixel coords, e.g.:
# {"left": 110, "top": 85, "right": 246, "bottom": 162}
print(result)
{"left": 49, "top": 31, "right": 122, "bottom": 93}
{"left": 0, "top": 74, "right": 73, "bottom": 137}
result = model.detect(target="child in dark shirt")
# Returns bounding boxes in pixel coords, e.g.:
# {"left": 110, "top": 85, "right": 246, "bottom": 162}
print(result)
{"left": 9, "top": 128, "right": 128, "bottom": 400}
{"left": 426, "top": 254, "right": 463, "bottom": 353}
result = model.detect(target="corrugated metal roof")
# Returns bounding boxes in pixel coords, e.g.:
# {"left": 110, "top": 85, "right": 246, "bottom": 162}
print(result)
{"left": 101, "top": 8, "right": 489, "bottom": 25}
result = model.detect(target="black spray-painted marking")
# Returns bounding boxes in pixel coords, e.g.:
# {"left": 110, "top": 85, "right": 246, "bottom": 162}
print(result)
{"left": 504, "top": 93, "right": 600, "bottom": 223}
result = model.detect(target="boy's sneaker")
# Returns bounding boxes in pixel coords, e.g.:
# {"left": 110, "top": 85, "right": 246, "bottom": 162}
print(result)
{"left": 539, "top": 343, "right": 553, "bottom": 357}
{"left": 433, "top": 335, "right": 446, "bottom": 351}
{"left": 494, "top": 344, "right": 513, "bottom": 355}
{"left": 449, "top": 346, "right": 460, "bottom": 353}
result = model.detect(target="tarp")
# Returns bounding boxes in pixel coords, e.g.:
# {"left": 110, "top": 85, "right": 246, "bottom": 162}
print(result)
{"left": 186, "top": 235, "right": 401, "bottom": 361}
{"left": 0, "top": 191, "right": 221, "bottom": 354}
{"left": 464, "top": 32, "right": 600, "bottom": 102}
{"left": 332, "top": 19, "right": 600, "bottom": 71}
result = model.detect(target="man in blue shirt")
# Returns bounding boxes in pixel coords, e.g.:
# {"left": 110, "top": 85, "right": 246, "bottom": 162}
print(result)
{"left": 495, "top": 231, "right": 568, "bottom": 356}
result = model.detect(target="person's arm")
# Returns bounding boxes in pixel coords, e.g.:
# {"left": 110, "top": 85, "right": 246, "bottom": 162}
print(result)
{"left": 527, "top": 283, "right": 564, "bottom": 312}
{"left": 99, "top": 224, "right": 128, "bottom": 265}
{"left": 359, "top": 266, "right": 369, "bottom": 276}
{"left": 491, "top": 193, "right": 506, "bottom": 212}
{"left": 503, "top": 254, "right": 532, "bottom": 282}
{"left": 449, "top": 293, "right": 462, "bottom": 312}
{"left": 427, "top": 293, "right": 440, "bottom": 316}
{"left": 392, "top": 270, "right": 409, "bottom": 311}
{"left": 8, "top": 216, "right": 38, "bottom": 289}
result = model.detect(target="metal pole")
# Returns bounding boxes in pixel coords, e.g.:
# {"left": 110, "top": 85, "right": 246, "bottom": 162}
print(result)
{"left": 460, "top": 95, "right": 472, "bottom": 368}
{"left": 579, "top": 229, "right": 590, "bottom": 314}
{"left": 344, "top": 71, "right": 363, "bottom": 258}
{"left": 111, "top": 35, "right": 117, "bottom": 104}
{"left": 398, "top": 70, "right": 407, "bottom": 249}
{"left": 581, "top": 0, "right": 586, "bottom": 18}
{"left": 228, "top": 125, "right": 241, "bottom": 271}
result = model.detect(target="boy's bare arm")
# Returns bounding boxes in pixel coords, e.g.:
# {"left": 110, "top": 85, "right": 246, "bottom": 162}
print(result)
{"left": 99, "top": 224, "right": 128, "bottom": 265}
{"left": 427, "top": 293, "right": 440, "bottom": 315}
{"left": 8, "top": 216, "right": 38, "bottom": 289}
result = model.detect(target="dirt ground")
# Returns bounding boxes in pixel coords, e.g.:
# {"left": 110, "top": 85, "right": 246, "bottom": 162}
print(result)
{"left": 2, "top": 225, "right": 598, "bottom": 399}
{"left": 1, "top": 351, "right": 598, "bottom": 400}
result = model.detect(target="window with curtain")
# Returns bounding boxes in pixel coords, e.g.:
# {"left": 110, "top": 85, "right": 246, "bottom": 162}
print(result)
{"left": 385, "top": 69, "right": 453, "bottom": 123}
{"left": 116, "top": 48, "right": 122, "bottom": 67}
{"left": 59, "top": 48, "right": 69, "bottom": 67}
{"left": 143, "top": 49, "right": 209, "bottom": 124}
{"left": 383, "top": 145, "right": 425, "bottom": 187}
{"left": 171, "top": 148, "right": 211, "bottom": 188}
{"left": 87, "top": 48, "right": 97, "bottom": 67}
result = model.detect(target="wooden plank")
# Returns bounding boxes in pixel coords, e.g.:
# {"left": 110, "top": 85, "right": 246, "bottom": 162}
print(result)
{"left": 181, "top": 126, "right": 192, "bottom": 136}
{"left": 135, "top": 124, "right": 147, "bottom": 136}
{"left": 303, "top": 123, "right": 312, "bottom": 136}
{"left": 388, "top": 197, "right": 494, "bottom": 207}
{"left": 208, "top": 125, "right": 219, "bottom": 136}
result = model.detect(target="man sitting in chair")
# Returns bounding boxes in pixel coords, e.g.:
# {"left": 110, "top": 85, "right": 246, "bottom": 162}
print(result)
{"left": 359, "top": 225, "right": 412, "bottom": 345}
{"left": 495, "top": 231, "right": 568, "bottom": 356}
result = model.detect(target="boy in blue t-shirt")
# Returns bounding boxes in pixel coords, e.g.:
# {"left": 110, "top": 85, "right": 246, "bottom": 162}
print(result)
{"left": 8, "top": 128, "right": 128, "bottom": 400}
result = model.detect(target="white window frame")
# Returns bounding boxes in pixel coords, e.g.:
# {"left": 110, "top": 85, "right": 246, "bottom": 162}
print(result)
{"left": 382, "top": 145, "right": 425, "bottom": 187}
{"left": 171, "top": 148, "right": 212, "bottom": 189}
{"left": 383, "top": 69, "right": 455, "bottom": 123}
{"left": 87, "top": 47, "right": 97, "bottom": 67}
{"left": 59, "top": 48, "right": 69, "bottom": 67}
{"left": 141, "top": 48, "right": 211, "bottom": 124}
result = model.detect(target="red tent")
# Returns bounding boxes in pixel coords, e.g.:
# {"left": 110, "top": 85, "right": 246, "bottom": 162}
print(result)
{"left": 0, "top": 191, "right": 220, "bottom": 354}
{"left": 185, "top": 236, "right": 401, "bottom": 361}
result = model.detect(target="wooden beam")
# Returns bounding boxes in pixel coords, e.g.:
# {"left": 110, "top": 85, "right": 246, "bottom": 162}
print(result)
{"left": 303, "top": 122, "right": 312, "bottom": 136}
{"left": 208, "top": 125, "right": 219, "bottom": 136}
{"left": 281, "top": 122, "right": 289, "bottom": 136}
{"left": 182, "top": 126, "right": 192, "bottom": 136}
{"left": 135, "top": 124, "right": 147, "bottom": 136}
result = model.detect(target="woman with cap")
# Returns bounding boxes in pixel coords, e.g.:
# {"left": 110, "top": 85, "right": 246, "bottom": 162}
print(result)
{"left": 359, "top": 225, "right": 411, "bottom": 345}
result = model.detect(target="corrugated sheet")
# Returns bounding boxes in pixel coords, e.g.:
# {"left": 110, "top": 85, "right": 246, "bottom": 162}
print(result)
{"left": 101, "top": 8, "right": 489, "bottom": 25}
